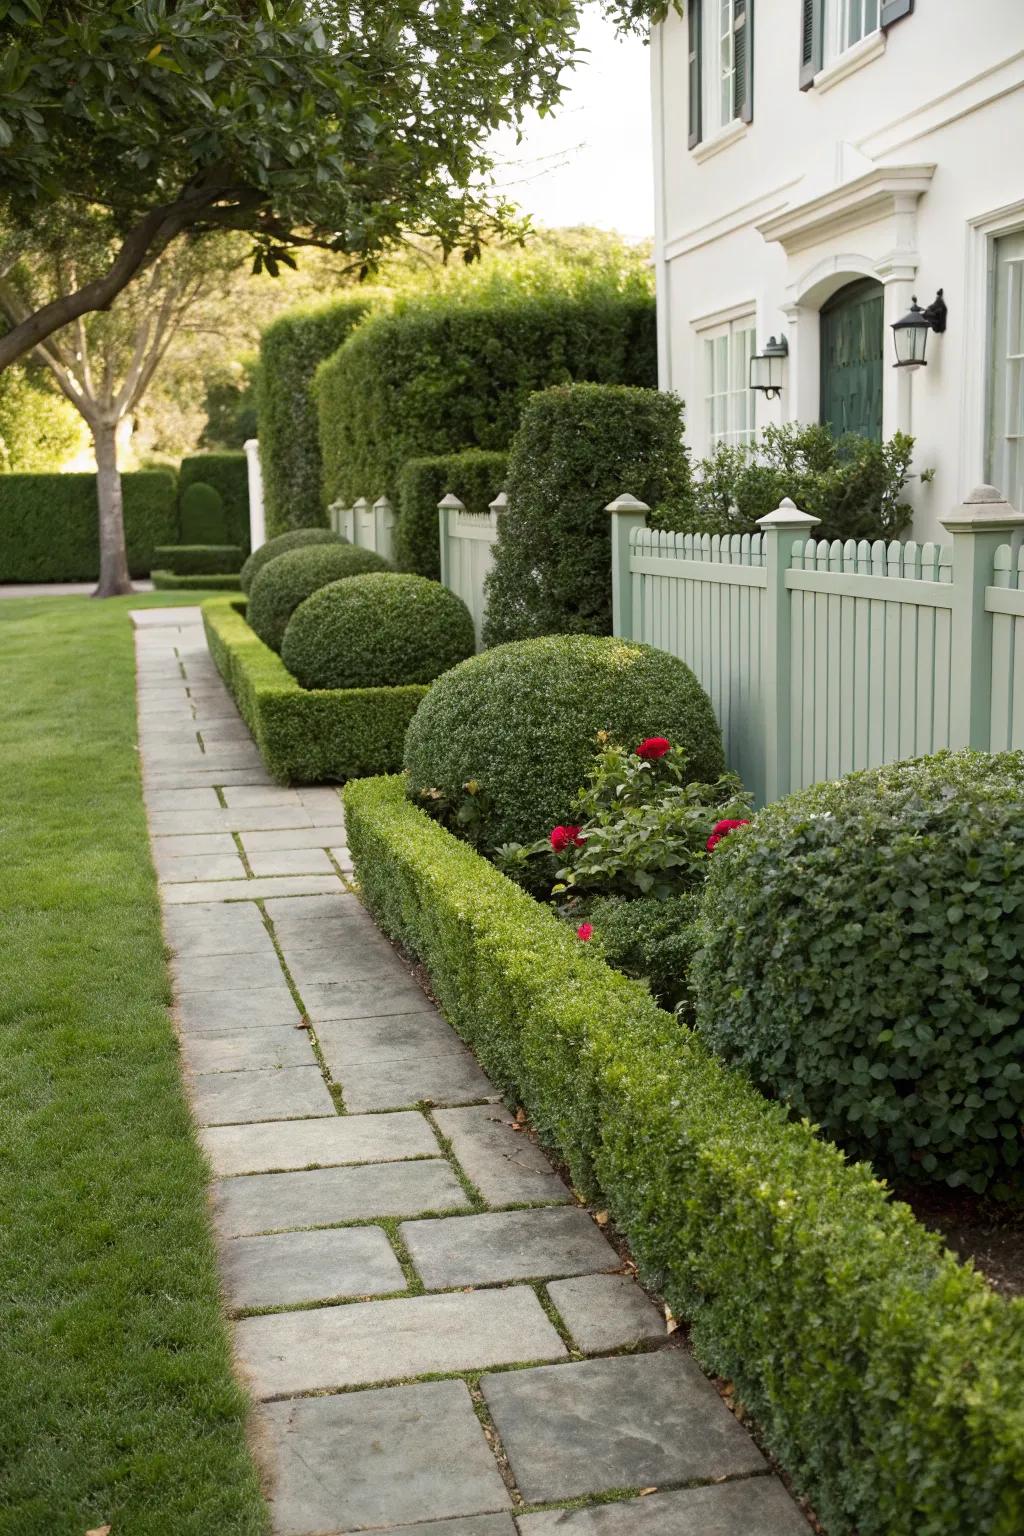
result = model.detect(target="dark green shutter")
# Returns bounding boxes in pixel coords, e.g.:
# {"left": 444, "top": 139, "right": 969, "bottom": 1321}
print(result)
{"left": 688, "top": 0, "right": 703, "bottom": 149}
{"left": 799, "top": 0, "right": 822, "bottom": 90}
{"left": 733, "top": 0, "right": 753, "bottom": 123}
{"left": 881, "top": 0, "right": 914, "bottom": 25}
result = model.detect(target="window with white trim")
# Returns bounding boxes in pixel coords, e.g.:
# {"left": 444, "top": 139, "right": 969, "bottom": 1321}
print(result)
{"left": 824, "top": 0, "right": 880, "bottom": 64}
{"left": 988, "top": 231, "right": 1024, "bottom": 517}
{"left": 703, "top": 316, "right": 756, "bottom": 449}
{"left": 704, "top": 0, "right": 738, "bottom": 134}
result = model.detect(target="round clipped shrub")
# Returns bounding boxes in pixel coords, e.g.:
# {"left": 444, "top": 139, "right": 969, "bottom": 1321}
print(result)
{"left": 248, "top": 542, "right": 390, "bottom": 652}
{"left": 282, "top": 572, "right": 476, "bottom": 690}
{"left": 239, "top": 526, "right": 345, "bottom": 594}
{"left": 403, "top": 634, "right": 724, "bottom": 848}
{"left": 694, "top": 751, "right": 1024, "bottom": 1195}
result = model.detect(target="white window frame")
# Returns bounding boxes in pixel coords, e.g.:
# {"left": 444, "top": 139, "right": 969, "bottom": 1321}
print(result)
{"left": 699, "top": 311, "right": 757, "bottom": 452}
{"left": 702, "top": 0, "right": 737, "bottom": 139}
{"left": 987, "top": 230, "right": 1024, "bottom": 518}
{"left": 824, "top": 0, "right": 880, "bottom": 66}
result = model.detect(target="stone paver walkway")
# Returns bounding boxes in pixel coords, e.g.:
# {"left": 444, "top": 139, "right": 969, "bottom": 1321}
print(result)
{"left": 133, "top": 606, "right": 809, "bottom": 1535}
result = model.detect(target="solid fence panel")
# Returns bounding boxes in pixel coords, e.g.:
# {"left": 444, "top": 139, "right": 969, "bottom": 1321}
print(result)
{"left": 438, "top": 492, "right": 502, "bottom": 649}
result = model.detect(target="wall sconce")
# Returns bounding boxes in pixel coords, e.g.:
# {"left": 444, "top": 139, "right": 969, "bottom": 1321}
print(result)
{"left": 892, "top": 289, "right": 947, "bottom": 370}
{"left": 749, "top": 335, "right": 788, "bottom": 399}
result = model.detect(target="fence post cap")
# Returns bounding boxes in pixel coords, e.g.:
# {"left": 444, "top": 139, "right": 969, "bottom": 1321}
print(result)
{"left": 606, "top": 493, "right": 650, "bottom": 516}
{"left": 373, "top": 494, "right": 392, "bottom": 511}
{"left": 353, "top": 495, "right": 371, "bottom": 511}
{"left": 489, "top": 491, "right": 508, "bottom": 514}
{"left": 756, "top": 497, "right": 821, "bottom": 529}
{"left": 437, "top": 492, "right": 465, "bottom": 511}
{"left": 941, "top": 484, "right": 1024, "bottom": 533}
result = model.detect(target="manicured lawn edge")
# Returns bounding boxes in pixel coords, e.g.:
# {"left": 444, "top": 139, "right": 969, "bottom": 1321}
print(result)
{"left": 201, "top": 595, "right": 427, "bottom": 782}
{"left": 343, "top": 774, "right": 1024, "bottom": 1536}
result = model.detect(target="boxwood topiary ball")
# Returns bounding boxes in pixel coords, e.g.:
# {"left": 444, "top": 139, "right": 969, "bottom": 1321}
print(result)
{"left": 282, "top": 573, "right": 476, "bottom": 690}
{"left": 694, "top": 750, "right": 1024, "bottom": 1196}
{"left": 239, "top": 526, "right": 346, "bottom": 594}
{"left": 247, "top": 542, "right": 390, "bottom": 652}
{"left": 403, "top": 634, "right": 724, "bottom": 848}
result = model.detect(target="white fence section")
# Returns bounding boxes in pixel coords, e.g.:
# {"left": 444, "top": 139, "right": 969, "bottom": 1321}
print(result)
{"left": 329, "top": 495, "right": 397, "bottom": 564}
{"left": 438, "top": 491, "right": 504, "bottom": 648}
{"left": 244, "top": 438, "right": 265, "bottom": 552}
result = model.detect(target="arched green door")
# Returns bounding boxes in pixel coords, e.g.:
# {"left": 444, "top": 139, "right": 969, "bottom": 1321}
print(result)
{"left": 820, "top": 278, "right": 884, "bottom": 441}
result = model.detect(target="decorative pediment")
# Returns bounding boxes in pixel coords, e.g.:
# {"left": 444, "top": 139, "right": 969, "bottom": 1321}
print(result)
{"left": 756, "top": 164, "right": 936, "bottom": 256}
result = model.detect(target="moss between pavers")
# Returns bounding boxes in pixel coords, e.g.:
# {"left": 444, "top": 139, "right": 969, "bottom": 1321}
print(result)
{"left": 343, "top": 773, "right": 1024, "bottom": 1536}
{"left": 201, "top": 595, "right": 426, "bottom": 783}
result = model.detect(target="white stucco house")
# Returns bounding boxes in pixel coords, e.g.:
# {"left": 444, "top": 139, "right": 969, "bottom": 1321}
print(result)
{"left": 651, "top": 0, "right": 1024, "bottom": 538}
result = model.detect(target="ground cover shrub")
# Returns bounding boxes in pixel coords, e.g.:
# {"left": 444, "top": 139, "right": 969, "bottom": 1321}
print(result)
{"left": 675, "top": 423, "right": 914, "bottom": 543}
{"left": 151, "top": 570, "right": 241, "bottom": 591}
{"left": 0, "top": 469, "right": 178, "bottom": 581}
{"left": 404, "top": 634, "right": 724, "bottom": 849}
{"left": 695, "top": 751, "right": 1024, "bottom": 1196}
{"left": 203, "top": 597, "right": 424, "bottom": 781}
{"left": 282, "top": 572, "right": 475, "bottom": 690}
{"left": 395, "top": 449, "right": 508, "bottom": 579}
{"left": 343, "top": 773, "right": 1024, "bottom": 1536}
{"left": 248, "top": 541, "right": 390, "bottom": 652}
{"left": 483, "top": 384, "right": 691, "bottom": 644}
{"left": 153, "top": 544, "right": 242, "bottom": 576}
{"left": 179, "top": 453, "right": 249, "bottom": 549}
{"left": 239, "top": 526, "right": 346, "bottom": 594}
{"left": 315, "top": 288, "right": 656, "bottom": 509}
{"left": 258, "top": 299, "right": 370, "bottom": 535}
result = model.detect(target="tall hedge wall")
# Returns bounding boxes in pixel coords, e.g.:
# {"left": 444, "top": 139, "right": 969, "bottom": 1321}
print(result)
{"left": 257, "top": 299, "right": 370, "bottom": 537}
{"left": 179, "top": 453, "right": 250, "bottom": 550}
{"left": 315, "top": 290, "right": 657, "bottom": 508}
{"left": 395, "top": 449, "right": 508, "bottom": 580}
{"left": 0, "top": 471, "right": 178, "bottom": 581}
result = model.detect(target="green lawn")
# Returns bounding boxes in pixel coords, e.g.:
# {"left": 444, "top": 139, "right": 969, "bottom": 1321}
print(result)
{"left": 0, "top": 594, "right": 267, "bottom": 1536}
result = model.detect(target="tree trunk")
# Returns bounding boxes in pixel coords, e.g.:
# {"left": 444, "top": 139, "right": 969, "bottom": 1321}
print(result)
{"left": 92, "top": 419, "right": 134, "bottom": 598}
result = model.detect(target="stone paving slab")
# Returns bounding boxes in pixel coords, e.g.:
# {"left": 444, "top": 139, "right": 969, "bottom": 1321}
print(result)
{"left": 330, "top": 1047, "right": 498, "bottom": 1113}
{"left": 433, "top": 1106, "right": 570, "bottom": 1207}
{"left": 515, "top": 1479, "right": 810, "bottom": 1534}
{"left": 157, "top": 852, "right": 248, "bottom": 883}
{"left": 285, "top": 939, "right": 397, "bottom": 987}
{"left": 161, "top": 874, "right": 343, "bottom": 905}
{"left": 151, "top": 805, "right": 314, "bottom": 836}
{"left": 546, "top": 1274, "right": 667, "bottom": 1354}
{"left": 177, "top": 986, "right": 301, "bottom": 1030}
{"left": 200, "top": 1111, "right": 440, "bottom": 1177}
{"left": 240, "top": 823, "right": 348, "bottom": 853}
{"left": 162, "top": 903, "right": 271, "bottom": 956}
{"left": 235, "top": 1286, "right": 567, "bottom": 1397}
{"left": 303, "top": 977, "right": 436, "bottom": 1022}
{"left": 259, "top": 1381, "right": 511, "bottom": 1534}
{"left": 171, "top": 948, "right": 284, "bottom": 994}
{"left": 481, "top": 1354, "right": 765, "bottom": 1504}
{"left": 316, "top": 1012, "right": 469, "bottom": 1065}
{"left": 329, "top": 845, "right": 354, "bottom": 873}
{"left": 222, "top": 785, "right": 305, "bottom": 807}
{"left": 213, "top": 1158, "right": 469, "bottom": 1238}
{"left": 264, "top": 892, "right": 359, "bottom": 924}
{"left": 248, "top": 848, "right": 335, "bottom": 877}
{"left": 365, "top": 1520, "right": 515, "bottom": 1536}
{"left": 272, "top": 916, "right": 383, "bottom": 955}
{"left": 181, "top": 1027, "right": 315, "bottom": 1075}
{"left": 153, "top": 832, "right": 238, "bottom": 858}
{"left": 190, "top": 1064, "right": 334, "bottom": 1127}
{"left": 144, "top": 767, "right": 277, "bottom": 790}
{"left": 145, "top": 786, "right": 222, "bottom": 810}
{"left": 219, "top": 1225, "right": 405, "bottom": 1309}
{"left": 402, "top": 1208, "right": 619, "bottom": 1289}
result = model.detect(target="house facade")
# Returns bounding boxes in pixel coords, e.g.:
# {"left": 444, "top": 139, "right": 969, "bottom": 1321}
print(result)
{"left": 651, "top": 0, "right": 1024, "bottom": 539}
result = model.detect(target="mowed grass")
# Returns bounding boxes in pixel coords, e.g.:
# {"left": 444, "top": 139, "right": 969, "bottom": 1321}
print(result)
{"left": 0, "top": 594, "right": 267, "bottom": 1536}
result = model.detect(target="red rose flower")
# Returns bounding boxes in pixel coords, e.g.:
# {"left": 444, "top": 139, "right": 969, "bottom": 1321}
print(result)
{"left": 706, "top": 818, "right": 750, "bottom": 852}
{"left": 576, "top": 923, "right": 593, "bottom": 941}
{"left": 550, "top": 824, "right": 585, "bottom": 853}
{"left": 636, "top": 736, "right": 671, "bottom": 760}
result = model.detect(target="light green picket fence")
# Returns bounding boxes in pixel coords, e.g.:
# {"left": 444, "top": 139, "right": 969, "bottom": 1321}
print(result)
{"left": 328, "top": 495, "right": 397, "bottom": 563}
{"left": 609, "top": 487, "right": 1024, "bottom": 804}
{"left": 437, "top": 491, "right": 504, "bottom": 649}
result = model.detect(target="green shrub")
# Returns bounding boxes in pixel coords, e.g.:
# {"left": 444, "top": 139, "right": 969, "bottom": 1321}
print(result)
{"left": 258, "top": 299, "right": 370, "bottom": 536}
{"left": 404, "top": 634, "right": 724, "bottom": 849}
{"left": 178, "top": 482, "right": 227, "bottom": 544}
{"left": 239, "top": 526, "right": 345, "bottom": 594}
{"left": 584, "top": 893, "right": 702, "bottom": 1013}
{"left": 343, "top": 773, "right": 1024, "bottom": 1536}
{"left": 483, "top": 384, "right": 691, "bottom": 644}
{"left": 203, "top": 597, "right": 426, "bottom": 782}
{"left": 179, "top": 453, "right": 249, "bottom": 549}
{"left": 247, "top": 541, "right": 390, "bottom": 652}
{"left": 0, "top": 470, "right": 177, "bottom": 581}
{"left": 151, "top": 570, "right": 241, "bottom": 591}
{"left": 282, "top": 572, "right": 475, "bottom": 690}
{"left": 315, "top": 288, "right": 657, "bottom": 509}
{"left": 395, "top": 449, "right": 508, "bottom": 579}
{"left": 153, "top": 544, "right": 241, "bottom": 576}
{"left": 675, "top": 423, "right": 914, "bottom": 543}
{"left": 695, "top": 751, "right": 1024, "bottom": 1196}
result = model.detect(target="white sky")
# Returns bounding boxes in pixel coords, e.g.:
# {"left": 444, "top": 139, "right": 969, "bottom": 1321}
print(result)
{"left": 486, "top": 11, "right": 655, "bottom": 242}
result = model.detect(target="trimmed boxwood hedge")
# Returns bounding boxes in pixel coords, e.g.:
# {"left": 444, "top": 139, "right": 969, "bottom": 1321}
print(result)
{"left": 257, "top": 299, "right": 370, "bottom": 536}
{"left": 0, "top": 470, "right": 177, "bottom": 581}
{"left": 179, "top": 453, "right": 249, "bottom": 550}
{"left": 240, "top": 526, "right": 345, "bottom": 594}
{"left": 343, "top": 774, "right": 1024, "bottom": 1536}
{"left": 395, "top": 449, "right": 508, "bottom": 580}
{"left": 202, "top": 597, "right": 426, "bottom": 783}
{"left": 151, "top": 570, "right": 241, "bottom": 591}
{"left": 153, "top": 544, "right": 242, "bottom": 576}
{"left": 247, "top": 541, "right": 390, "bottom": 652}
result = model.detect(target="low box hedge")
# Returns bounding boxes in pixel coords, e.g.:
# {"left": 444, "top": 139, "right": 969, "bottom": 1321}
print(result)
{"left": 151, "top": 571, "right": 241, "bottom": 592}
{"left": 153, "top": 544, "right": 242, "bottom": 576}
{"left": 342, "top": 774, "right": 1024, "bottom": 1536}
{"left": 202, "top": 597, "right": 427, "bottom": 783}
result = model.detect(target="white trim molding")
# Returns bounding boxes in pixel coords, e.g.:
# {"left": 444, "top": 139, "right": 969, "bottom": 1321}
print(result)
{"left": 959, "top": 198, "right": 1024, "bottom": 503}
{"left": 813, "top": 28, "right": 887, "bottom": 94}
{"left": 693, "top": 118, "right": 748, "bottom": 164}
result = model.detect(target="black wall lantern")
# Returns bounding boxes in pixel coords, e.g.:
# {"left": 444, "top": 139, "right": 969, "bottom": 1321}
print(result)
{"left": 892, "top": 289, "right": 947, "bottom": 370}
{"left": 749, "top": 335, "right": 789, "bottom": 399}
